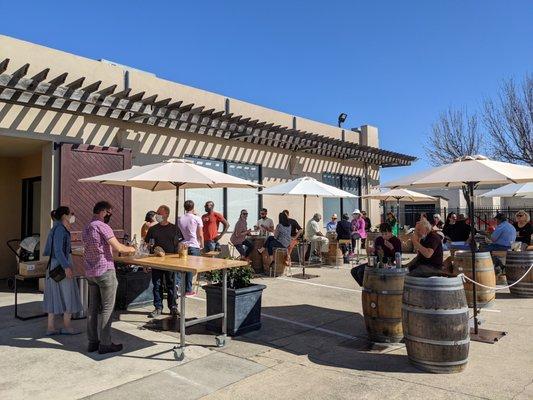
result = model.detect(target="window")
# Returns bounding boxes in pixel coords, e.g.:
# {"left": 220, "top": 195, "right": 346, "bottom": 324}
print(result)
{"left": 185, "top": 157, "right": 261, "bottom": 232}
{"left": 227, "top": 162, "right": 260, "bottom": 230}
{"left": 185, "top": 158, "right": 224, "bottom": 216}
{"left": 322, "top": 173, "right": 361, "bottom": 221}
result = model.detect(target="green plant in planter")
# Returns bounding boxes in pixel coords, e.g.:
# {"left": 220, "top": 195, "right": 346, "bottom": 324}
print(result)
{"left": 205, "top": 266, "right": 254, "bottom": 289}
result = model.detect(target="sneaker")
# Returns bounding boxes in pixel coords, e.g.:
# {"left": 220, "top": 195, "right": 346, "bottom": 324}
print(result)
{"left": 185, "top": 291, "right": 197, "bottom": 297}
{"left": 87, "top": 341, "right": 100, "bottom": 353}
{"left": 170, "top": 306, "right": 180, "bottom": 317}
{"left": 148, "top": 308, "right": 163, "bottom": 318}
{"left": 98, "top": 343, "right": 123, "bottom": 354}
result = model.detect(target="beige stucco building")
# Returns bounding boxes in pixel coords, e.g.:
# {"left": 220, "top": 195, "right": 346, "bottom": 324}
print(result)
{"left": 0, "top": 35, "right": 415, "bottom": 278}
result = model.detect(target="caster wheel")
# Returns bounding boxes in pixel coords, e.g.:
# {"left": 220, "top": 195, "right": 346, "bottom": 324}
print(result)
{"left": 173, "top": 347, "right": 184, "bottom": 361}
{"left": 215, "top": 336, "right": 226, "bottom": 347}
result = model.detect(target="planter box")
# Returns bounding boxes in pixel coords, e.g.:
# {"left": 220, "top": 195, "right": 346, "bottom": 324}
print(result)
{"left": 203, "top": 283, "right": 266, "bottom": 336}
{"left": 115, "top": 265, "right": 153, "bottom": 310}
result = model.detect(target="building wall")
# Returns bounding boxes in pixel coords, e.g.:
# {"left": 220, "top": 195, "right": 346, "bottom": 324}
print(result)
{"left": 0, "top": 151, "right": 42, "bottom": 278}
{"left": 0, "top": 34, "right": 401, "bottom": 249}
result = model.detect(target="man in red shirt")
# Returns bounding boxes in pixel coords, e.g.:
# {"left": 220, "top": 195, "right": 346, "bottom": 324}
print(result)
{"left": 202, "top": 201, "right": 229, "bottom": 252}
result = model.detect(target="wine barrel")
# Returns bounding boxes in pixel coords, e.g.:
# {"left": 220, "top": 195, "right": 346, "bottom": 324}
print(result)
{"left": 452, "top": 251, "right": 495, "bottom": 308}
{"left": 327, "top": 243, "right": 343, "bottom": 267}
{"left": 505, "top": 251, "right": 533, "bottom": 297}
{"left": 402, "top": 276, "right": 469, "bottom": 373}
{"left": 362, "top": 267, "right": 408, "bottom": 343}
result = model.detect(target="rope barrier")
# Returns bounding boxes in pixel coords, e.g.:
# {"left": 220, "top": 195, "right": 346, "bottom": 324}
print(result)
{"left": 458, "top": 263, "right": 533, "bottom": 291}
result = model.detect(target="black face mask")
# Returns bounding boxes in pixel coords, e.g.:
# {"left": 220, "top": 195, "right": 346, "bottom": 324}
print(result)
{"left": 104, "top": 212, "right": 112, "bottom": 224}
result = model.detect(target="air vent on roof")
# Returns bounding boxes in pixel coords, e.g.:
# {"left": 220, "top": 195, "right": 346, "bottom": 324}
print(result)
{"left": 99, "top": 59, "right": 156, "bottom": 77}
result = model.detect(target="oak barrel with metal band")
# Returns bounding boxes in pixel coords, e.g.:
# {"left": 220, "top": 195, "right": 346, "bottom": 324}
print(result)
{"left": 362, "top": 267, "right": 408, "bottom": 343}
{"left": 402, "top": 275, "right": 469, "bottom": 373}
{"left": 452, "top": 251, "right": 496, "bottom": 308}
{"left": 505, "top": 251, "right": 533, "bottom": 298}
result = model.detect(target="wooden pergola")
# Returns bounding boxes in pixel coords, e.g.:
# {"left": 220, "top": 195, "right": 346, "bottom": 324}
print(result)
{"left": 0, "top": 59, "right": 416, "bottom": 167}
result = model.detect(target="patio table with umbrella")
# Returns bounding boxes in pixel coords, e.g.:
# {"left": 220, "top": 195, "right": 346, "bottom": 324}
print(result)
{"left": 258, "top": 176, "right": 358, "bottom": 279}
{"left": 80, "top": 158, "right": 262, "bottom": 359}
{"left": 384, "top": 155, "right": 533, "bottom": 343}
{"left": 362, "top": 188, "right": 437, "bottom": 233}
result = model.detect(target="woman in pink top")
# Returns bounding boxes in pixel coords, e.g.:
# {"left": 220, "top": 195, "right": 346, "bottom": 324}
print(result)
{"left": 350, "top": 210, "right": 366, "bottom": 258}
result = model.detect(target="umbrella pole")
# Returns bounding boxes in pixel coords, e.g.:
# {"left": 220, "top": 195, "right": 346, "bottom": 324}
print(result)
{"left": 175, "top": 183, "right": 180, "bottom": 226}
{"left": 303, "top": 194, "right": 307, "bottom": 277}
{"left": 467, "top": 182, "right": 479, "bottom": 335}
{"left": 467, "top": 181, "right": 507, "bottom": 343}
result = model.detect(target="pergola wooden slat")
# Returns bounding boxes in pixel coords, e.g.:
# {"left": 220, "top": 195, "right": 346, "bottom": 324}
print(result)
{"left": 0, "top": 64, "right": 416, "bottom": 167}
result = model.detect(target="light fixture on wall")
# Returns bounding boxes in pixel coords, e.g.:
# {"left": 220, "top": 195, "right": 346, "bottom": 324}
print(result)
{"left": 337, "top": 113, "right": 347, "bottom": 127}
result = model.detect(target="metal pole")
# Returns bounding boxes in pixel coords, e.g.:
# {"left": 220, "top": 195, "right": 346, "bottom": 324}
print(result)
{"left": 175, "top": 184, "right": 180, "bottom": 226}
{"left": 180, "top": 271, "right": 186, "bottom": 349}
{"left": 302, "top": 194, "right": 307, "bottom": 277}
{"left": 468, "top": 182, "right": 479, "bottom": 335}
{"left": 222, "top": 268, "right": 227, "bottom": 337}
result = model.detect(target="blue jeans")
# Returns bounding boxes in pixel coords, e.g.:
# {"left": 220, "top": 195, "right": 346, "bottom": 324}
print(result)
{"left": 235, "top": 239, "right": 253, "bottom": 257}
{"left": 176, "top": 247, "right": 199, "bottom": 293}
{"left": 152, "top": 269, "right": 176, "bottom": 310}
{"left": 265, "top": 236, "right": 285, "bottom": 256}
{"left": 204, "top": 240, "right": 217, "bottom": 252}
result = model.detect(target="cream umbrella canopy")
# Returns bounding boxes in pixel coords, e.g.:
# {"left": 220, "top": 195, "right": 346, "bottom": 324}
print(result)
{"left": 479, "top": 182, "right": 533, "bottom": 198}
{"left": 80, "top": 158, "right": 263, "bottom": 224}
{"left": 383, "top": 155, "right": 533, "bottom": 341}
{"left": 362, "top": 189, "right": 437, "bottom": 231}
{"left": 259, "top": 176, "right": 358, "bottom": 278}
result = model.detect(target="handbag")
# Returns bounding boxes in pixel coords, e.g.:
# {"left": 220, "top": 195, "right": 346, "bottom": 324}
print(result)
{"left": 47, "top": 227, "right": 66, "bottom": 283}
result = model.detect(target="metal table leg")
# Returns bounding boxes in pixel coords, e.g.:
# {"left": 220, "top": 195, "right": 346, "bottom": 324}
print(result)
{"left": 14, "top": 275, "right": 47, "bottom": 321}
{"left": 215, "top": 268, "right": 227, "bottom": 347}
{"left": 173, "top": 271, "right": 187, "bottom": 361}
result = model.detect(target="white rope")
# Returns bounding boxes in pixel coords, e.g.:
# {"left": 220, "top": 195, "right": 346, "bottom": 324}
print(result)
{"left": 458, "top": 263, "right": 533, "bottom": 291}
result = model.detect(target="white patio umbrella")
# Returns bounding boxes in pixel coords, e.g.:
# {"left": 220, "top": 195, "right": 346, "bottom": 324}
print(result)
{"left": 362, "top": 189, "right": 437, "bottom": 230}
{"left": 80, "top": 158, "right": 262, "bottom": 224}
{"left": 383, "top": 155, "right": 533, "bottom": 341}
{"left": 479, "top": 182, "right": 533, "bottom": 198}
{"left": 258, "top": 176, "right": 358, "bottom": 278}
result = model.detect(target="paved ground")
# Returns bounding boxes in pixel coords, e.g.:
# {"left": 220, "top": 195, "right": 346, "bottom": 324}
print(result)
{"left": 1, "top": 264, "right": 532, "bottom": 400}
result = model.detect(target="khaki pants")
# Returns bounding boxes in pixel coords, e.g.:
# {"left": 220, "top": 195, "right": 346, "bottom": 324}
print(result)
{"left": 310, "top": 235, "right": 329, "bottom": 253}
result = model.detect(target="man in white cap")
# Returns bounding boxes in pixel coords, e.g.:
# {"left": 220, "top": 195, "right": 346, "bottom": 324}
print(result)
{"left": 326, "top": 213, "right": 338, "bottom": 232}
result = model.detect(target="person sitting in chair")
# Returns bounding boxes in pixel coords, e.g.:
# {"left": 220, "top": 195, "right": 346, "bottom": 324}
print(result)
{"left": 350, "top": 222, "right": 401, "bottom": 286}
{"left": 406, "top": 219, "right": 447, "bottom": 277}
{"left": 305, "top": 213, "right": 329, "bottom": 261}
{"left": 336, "top": 213, "right": 352, "bottom": 263}
{"left": 481, "top": 213, "right": 516, "bottom": 251}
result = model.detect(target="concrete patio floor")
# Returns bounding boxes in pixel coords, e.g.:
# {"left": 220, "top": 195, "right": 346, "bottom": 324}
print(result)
{"left": 1, "top": 265, "right": 532, "bottom": 400}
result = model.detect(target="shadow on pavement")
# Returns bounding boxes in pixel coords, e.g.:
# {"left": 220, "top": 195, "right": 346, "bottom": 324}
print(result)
{"left": 231, "top": 304, "right": 420, "bottom": 374}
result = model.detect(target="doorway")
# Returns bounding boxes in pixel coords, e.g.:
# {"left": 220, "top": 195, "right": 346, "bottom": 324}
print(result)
{"left": 21, "top": 177, "right": 41, "bottom": 238}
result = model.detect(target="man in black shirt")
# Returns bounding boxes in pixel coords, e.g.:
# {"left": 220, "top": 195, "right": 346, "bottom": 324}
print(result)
{"left": 350, "top": 222, "right": 401, "bottom": 286}
{"left": 145, "top": 205, "right": 180, "bottom": 318}
{"left": 408, "top": 220, "right": 447, "bottom": 277}
{"left": 283, "top": 210, "right": 303, "bottom": 238}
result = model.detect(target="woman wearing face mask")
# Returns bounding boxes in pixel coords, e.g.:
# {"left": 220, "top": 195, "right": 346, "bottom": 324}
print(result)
{"left": 43, "top": 206, "right": 83, "bottom": 335}
{"left": 141, "top": 211, "right": 157, "bottom": 240}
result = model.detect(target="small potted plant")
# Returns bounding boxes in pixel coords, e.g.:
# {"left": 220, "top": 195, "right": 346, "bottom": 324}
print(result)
{"left": 203, "top": 266, "right": 266, "bottom": 336}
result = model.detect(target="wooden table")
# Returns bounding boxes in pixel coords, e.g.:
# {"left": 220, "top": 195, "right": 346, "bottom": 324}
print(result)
{"left": 73, "top": 249, "right": 247, "bottom": 359}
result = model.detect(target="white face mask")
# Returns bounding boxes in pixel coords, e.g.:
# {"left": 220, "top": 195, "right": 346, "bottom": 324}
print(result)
{"left": 155, "top": 214, "right": 164, "bottom": 223}
{"left": 68, "top": 215, "right": 76, "bottom": 224}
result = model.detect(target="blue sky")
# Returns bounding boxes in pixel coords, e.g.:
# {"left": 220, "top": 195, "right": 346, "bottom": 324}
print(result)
{"left": 1, "top": 1, "right": 532, "bottom": 182}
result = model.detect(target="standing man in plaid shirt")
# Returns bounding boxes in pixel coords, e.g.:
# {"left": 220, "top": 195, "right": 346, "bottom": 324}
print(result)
{"left": 83, "top": 201, "right": 135, "bottom": 355}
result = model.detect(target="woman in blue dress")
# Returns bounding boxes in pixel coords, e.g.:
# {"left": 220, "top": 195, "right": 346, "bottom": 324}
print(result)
{"left": 43, "top": 206, "right": 82, "bottom": 335}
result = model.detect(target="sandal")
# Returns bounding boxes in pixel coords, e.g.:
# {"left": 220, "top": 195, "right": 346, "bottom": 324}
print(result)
{"left": 45, "top": 330, "right": 60, "bottom": 336}
{"left": 59, "top": 328, "right": 81, "bottom": 335}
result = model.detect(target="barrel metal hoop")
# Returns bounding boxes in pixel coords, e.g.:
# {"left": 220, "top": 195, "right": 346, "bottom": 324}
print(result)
{"left": 403, "top": 283, "right": 463, "bottom": 291}
{"left": 404, "top": 333, "right": 470, "bottom": 346}
{"left": 363, "top": 289, "right": 404, "bottom": 295}
{"left": 402, "top": 305, "right": 469, "bottom": 315}
{"left": 408, "top": 355, "right": 469, "bottom": 366}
